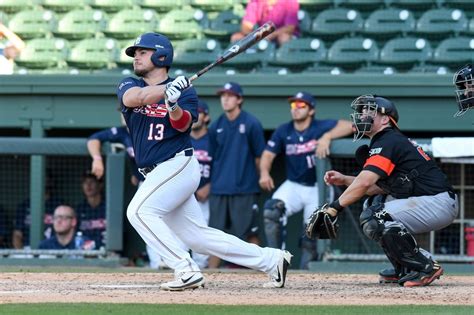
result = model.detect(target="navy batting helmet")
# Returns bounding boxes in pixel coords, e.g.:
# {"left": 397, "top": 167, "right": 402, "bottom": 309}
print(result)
{"left": 453, "top": 64, "right": 473, "bottom": 117}
{"left": 126, "top": 33, "right": 173, "bottom": 68}
{"left": 351, "top": 95, "right": 399, "bottom": 141}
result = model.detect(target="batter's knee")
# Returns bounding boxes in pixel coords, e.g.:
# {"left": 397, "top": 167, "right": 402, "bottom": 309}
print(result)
{"left": 126, "top": 203, "right": 140, "bottom": 227}
{"left": 359, "top": 202, "right": 392, "bottom": 241}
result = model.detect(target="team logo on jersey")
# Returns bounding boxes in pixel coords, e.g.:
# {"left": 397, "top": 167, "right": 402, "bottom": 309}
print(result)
{"left": 239, "top": 124, "right": 246, "bottom": 134}
{"left": 286, "top": 139, "right": 317, "bottom": 155}
{"left": 267, "top": 140, "right": 275, "bottom": 147}
{"left": 369, "top": 147, "right": 382, "bottom": 155}
{"left": 133, "top": 103, "right": 168, "bottom": 118}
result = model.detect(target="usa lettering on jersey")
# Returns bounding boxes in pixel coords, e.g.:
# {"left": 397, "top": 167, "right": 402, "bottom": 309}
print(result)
{"left": 133, "top": 103, "right": 168, "bottom": 118}
{"left": 285, "top": 139, "right": 317, "bottom": 155}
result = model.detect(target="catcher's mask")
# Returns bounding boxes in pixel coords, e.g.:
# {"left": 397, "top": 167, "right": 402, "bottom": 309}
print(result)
{"left": 350, "top": 95, "right": 399, "bottom": 141}
{"left": 453, "top": 64, "right": 474, "bottom": 117}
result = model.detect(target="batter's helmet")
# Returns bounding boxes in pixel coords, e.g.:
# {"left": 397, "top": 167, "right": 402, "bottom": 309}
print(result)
{"left": 126, "top": 33, "right": 173, "bottom": 68}
{"left": 453, "top": 64, "right": 473, "bottom": 117}
{"left": 350, "top": 95, "right": 399, "bottom": 141}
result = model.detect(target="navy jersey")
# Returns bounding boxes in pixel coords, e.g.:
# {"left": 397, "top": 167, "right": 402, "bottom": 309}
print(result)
{"left": 116, "top": 77, "right": 198, "bottom": 168}
{"left": 208, "top": 111, "right": 265, "bottom": 194}
{"left": 39, "top": 235, "right": 75, "bottom": 250}
{"left": 76, "top": 199, "right": 106, "bottom": 249}
{"left": 191, "top": 133, "right": 212, "bottom": 190}
{"left": 88, "top": 126, "right": 143, "bottom": 181}
{"left": 266, "top": 119, "right": 337, "bottom": 186}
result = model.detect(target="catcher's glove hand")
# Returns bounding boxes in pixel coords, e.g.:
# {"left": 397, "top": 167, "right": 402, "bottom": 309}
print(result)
{"left": 305, "top": 204, "right": 339, "bottom": 240}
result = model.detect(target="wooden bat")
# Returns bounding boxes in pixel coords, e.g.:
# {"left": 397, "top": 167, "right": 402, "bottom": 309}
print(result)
{"left": 188, "top": 22, "right": 276, "bottom": 82}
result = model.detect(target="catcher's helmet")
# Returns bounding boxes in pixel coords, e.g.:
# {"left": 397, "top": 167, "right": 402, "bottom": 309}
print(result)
{"left": 453, "top": 64, "right": 473, "bottom": 117}
{"left": 126, "top": 33, "right": 173, "bottom": 68}
{"left": 350, "top": 95, "right": 399, "bottom": 141}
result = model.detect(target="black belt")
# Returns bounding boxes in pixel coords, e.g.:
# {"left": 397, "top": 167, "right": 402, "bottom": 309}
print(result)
{"left": 448, "top": 191, "right": 456, "bottom": 200}
{"left": 138, "top": 148, "right": 193, "bottom": 177}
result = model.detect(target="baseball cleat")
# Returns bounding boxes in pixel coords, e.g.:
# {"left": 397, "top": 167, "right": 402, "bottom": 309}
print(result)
{"left": 379, "top": 268, "right": 400, "bottom": 284}
{"left": 263, "top": 250, "right": 293, "bottom": 288}
{"left": 400, "top": 262, "right": 444, "bottom": 287}
{"left": 160, "top": 271, "right": 205, "bottom": 291}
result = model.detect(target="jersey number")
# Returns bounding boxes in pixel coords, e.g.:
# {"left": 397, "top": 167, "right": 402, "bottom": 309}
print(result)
{"left": 200, "top": 164, "right": 210, "bottom": 178}
{"left": 306, "top": 155, "right": 316, "bottom": 169}
{"left": 148, "top": 123, "right": 164, "bottom": 141}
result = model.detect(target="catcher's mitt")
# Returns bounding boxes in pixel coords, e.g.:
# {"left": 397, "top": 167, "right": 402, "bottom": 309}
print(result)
{"left": 305, "top": 204, "right": 339, "bottom": 240}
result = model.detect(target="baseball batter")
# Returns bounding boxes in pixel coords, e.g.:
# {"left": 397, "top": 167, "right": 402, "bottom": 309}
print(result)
{"left": 117, "top": 32, "right": 292, "bottom": 291}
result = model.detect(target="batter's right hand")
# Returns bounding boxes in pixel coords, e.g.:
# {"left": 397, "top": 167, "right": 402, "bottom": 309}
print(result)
{"left": 324, "top": 170, "right": 345, "bottom": 186}
{"left": 259, "top": 173, "right": 274, "bottom": 191}
{"left": 171, "top": 76, "right": 191, "bottom": 91}
{"left": 91, "top": 159, "right": 104, "bottom": 179}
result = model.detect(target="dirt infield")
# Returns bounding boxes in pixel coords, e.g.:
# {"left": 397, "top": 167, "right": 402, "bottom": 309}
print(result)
{"left": 0, "top": 271, "right": 473, "bottom": 305}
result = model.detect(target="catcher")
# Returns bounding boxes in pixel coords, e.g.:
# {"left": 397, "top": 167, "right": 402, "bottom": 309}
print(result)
{"left": 305, "top": 95, "right": 459, "bottom": 287}
{"left": 453, "top": 64, "right": 473, "bottom": 117}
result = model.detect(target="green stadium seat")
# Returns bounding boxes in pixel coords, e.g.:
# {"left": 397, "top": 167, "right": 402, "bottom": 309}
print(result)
{"left": 104, "top": 8, "right": 158, "bottom": 40}
{"left": 389, "top": 0, "right": 441, "bottom": 11}
{"left": 140, "top": 0, "right": 190, "bottom": 13}
{"left": 269, "top": 38, "right": 327, "bottom": 71}
{"left": 258, "top": 66, "right": 292, "bottom": 75}
{"left": 116, "top": 39, "right": 134, "bottom": 68}
{"left": 203, "top": 10, "right": 241, "bottom": 41}
{"left": 468, "top": 18, "right": 474, "bottom": 35}
{"left": 16, "top": 38, "right": 69, "bottom": 69}
{"left": 158, "top": 8, "right": 205, "bottom": 40}
{"left": 305, "top": 65, "right": 345, "bottom": 75}
{"left": 299, "top": 0, "right": 333, "bottom": 12}
{"left": 173, "top": 38, "right": 221, "bottom": 71}
{"left": 442, "top": 0, "right": 472, "bottom": 10}
{"left": 54, "top": 9, "right": 108, "bottom": 40}
{"left": 190, "top": 0, "right": 235, "bottom": 12}
{"left": 223, "top": 38, "right": 275, "bottom": 70}
{"left": 378, "top": 37, "right": 432, "bottom": 69}
{"left": 67, "top": 37, "right": 119, "bottom": 69}
{"left": 416, "top": 8, "right": 468, "bottom": 38}
{"left": 8, "top": 10, "right": 57, "bottom": 40}
{"left": 298, "top": 10, "right": 312, "bottom": 36}
{"left": 432, "top": 37, "right": 474, "bottom": 66}
{"left": 355, "top": 65, "right": 398, "bottom": 75}
{"left": 364, "top": 8, "right": 416, "bottom": 39}
{"left": 0, "top": 11, "right": 8, "bottom": 24}
{"left": 410, "top": 64, "right": 451, "bottom": 74}
{"left": 40, "top": 0, "right": 90, "bottom": 13}
{"left": 0, "top": 0, "right": 35, "bottom": 14}
{"left": 311, "top": 8, "right": 364, "bottom": 39}
{"left": 337, "top": 0, "right": 386, "bottom": 12}
{"left": 89, "top": 0, "right": 136, "bottom": 13}
{"left": 325, "top": 37, "right": 379, "bottom": 70}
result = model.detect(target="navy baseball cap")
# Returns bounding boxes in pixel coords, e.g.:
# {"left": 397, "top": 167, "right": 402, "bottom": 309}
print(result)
{"left": 217, "top": 82, "right": 243, "bottom": 98}
{"left": 288, "top": 91, "right": 316, "bottom": 108}
{"left": 197, "top": 99, "right": 209, "bottom": 114}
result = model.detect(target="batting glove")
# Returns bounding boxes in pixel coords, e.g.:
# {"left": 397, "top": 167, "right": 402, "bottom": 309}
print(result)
{"left": 165, "top": 85, "right": 181, "bottom": 111}
{"left": 171, "top": 76, "right": 191, "bottom": 91}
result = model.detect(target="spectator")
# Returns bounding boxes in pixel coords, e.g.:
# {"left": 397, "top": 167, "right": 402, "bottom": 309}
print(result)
{"left": 190, "top": 100, "right": 212, "bottom": 269}
{"left": 76, "top": 171, "right": 105, "bottom": 249}
{"left": 0, "top": 22, "right": 25, "bottom": 75}
{"left": 39, "top": 205, "right": 92, "bottom": 250}
{"left": 12, "top": 177, "right": 64, "bottom": 249}
{"left": 207, "top": 82, "right": 266, "bottom": 268}
{"left": 259, "top": 91, "right": 353, "bottom": 269}
{"left": 231, "top": 0, "right": 299, "bottom": 46}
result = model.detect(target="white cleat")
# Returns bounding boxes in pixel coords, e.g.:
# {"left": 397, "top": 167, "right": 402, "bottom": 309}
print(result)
{"left": 263, "top": 250, "right": 293, "bottom": 288}
{"left": 160, "top": 271, "right": 205, "bottom": 291}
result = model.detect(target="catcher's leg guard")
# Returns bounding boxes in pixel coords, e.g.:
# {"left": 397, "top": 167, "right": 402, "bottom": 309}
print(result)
{"left": 263, "top": 199, "right": 286, "bottom": 249}
{"left": 359, "top": 202, "right": 392, "bottom": 241}
{"left": 380, "top": 224, "right": 434, "bottom": 286}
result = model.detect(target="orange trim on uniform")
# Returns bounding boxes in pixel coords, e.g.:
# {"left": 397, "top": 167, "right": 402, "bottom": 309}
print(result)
{"left": 364, "top": 155, "right": 395, "bottom": 176}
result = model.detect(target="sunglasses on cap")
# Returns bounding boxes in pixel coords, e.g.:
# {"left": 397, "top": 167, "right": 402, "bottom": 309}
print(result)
{"left": 290, "top": 101, "right": 309, "bottom": 109}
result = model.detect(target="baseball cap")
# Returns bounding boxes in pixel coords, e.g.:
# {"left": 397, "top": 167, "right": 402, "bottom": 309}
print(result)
{"left": 288, "top": 91, "right": 316, "bottom": 108}
{"left": 197, "top": 99, "right": 209, "bottom": 114}
{"left": 217, "top": 82, "right": 243, "bottom": 98}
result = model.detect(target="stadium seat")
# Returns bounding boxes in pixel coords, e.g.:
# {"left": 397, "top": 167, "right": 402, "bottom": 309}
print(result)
{"left": 305, "top": 65, "right": 345, "bottom": 75}
{"left": 410, "top": 64, "right": 451, "bottom": 74}
{"left": 298, "top": 0, "right": 333, "bottom": 12}
{"left": 298, "top": 10, "right": 312, "bottom": 36}
{"left": 104, "top": 8, "right": 158, "bottom": 40}
{"left": 364, "top": 8, "right": 416, "bottom": 39}
{"left": 54, "top": 9, "right": 108, "bottom": 40}
{"left": 311, "top": 8, "right": 364, "bottom": 40}
{"left": 0, "top": 0, "right": 35, "bottom": 14}
{"left": 173, "top": 38, "right": 221, "bottom": 71}
{"left": 203, "top": 10, "right": 241, "bottom": 41}
{"left": 389, "top": 0, "right": 441, "bottom": 11}
{"left": 468, "top": 18, "right": 474, "bottom": 35}
{"left": 8, "top": 10, "right": 57, "bottom": 40}
{"left": 116, "top": 39, "right": 134, "bottom": 68}
{"left": 140, "top": 0, "right": 190, "bottom": 13}
{"left": 190, "top": 0, "right": 235, "bottom": 12}
{"left": 67, "top": 37, "right": 119, "bottom": 69}
{"left": 355, "top": 65, "right": 398, "bottom": 75}
{"left": 40, "top": 0, "right": 90, "bottom": 13}
{"left": 325, "top": 37, "right": 379, "bottom": 70}
{"left": 269, "top": 38, "right": 327, "bottom": 71}
{"left": 223, "top": 38, "right": 275, "bottom": 71}
{"left": 442, "top": 0, "right": 473, "bottom": 10}
{"left": 432, "top": 37, "right": 474, "bottom": 66}
{"left": 158, "top": 8, "right": 205, "bottom": 40}
{"left": 378, "top": 37, "right": 432, "bottom": 69}
{"left": 0, "top": 11, "right": 8, "bottom": 24}
{"left": 337, "top": 0, "right": 386, "bottom": 12}
{"left": 16, "top": 38, "right": 69, "bottom": 69}
{"left": 89, "top": 0, "right": 136, "bottom": 13}
{"left": 416, "top": 8, "right": 468, "bottom": 38}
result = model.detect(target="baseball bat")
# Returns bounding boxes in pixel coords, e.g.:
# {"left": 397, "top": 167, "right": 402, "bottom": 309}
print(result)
{"left": 188, "top": 22, "right": 276, "bottom": 82}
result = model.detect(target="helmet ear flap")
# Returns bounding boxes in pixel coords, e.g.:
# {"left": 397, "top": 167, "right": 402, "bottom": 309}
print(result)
{"left": 150, "top": 47, "right": 173, "bottom": 68}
